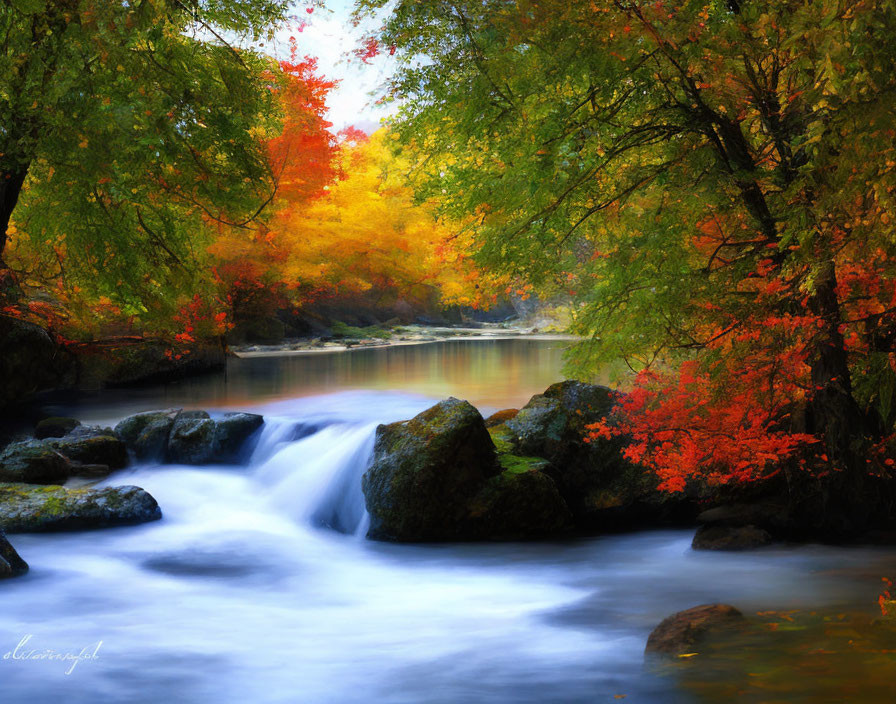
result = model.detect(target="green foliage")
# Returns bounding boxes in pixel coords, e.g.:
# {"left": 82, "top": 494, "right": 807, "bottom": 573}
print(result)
{"left": 355, "top": 0, "right": 896, "bottom": 377}
{"left": 1, "top": 0, "right": 290, "bottom": 313}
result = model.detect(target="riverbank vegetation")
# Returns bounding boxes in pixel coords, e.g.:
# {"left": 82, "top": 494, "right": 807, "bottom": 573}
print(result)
{"left": 355, "top": 0, "right": 896, "bottom": 535}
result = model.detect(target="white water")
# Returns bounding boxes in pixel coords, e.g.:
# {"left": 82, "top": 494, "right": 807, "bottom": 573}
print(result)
{"left": 3, "top": 387, "right": 896, "bottom": 702}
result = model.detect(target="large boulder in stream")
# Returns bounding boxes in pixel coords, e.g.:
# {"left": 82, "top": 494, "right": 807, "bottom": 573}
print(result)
{"left": 47, "top": 426, "right": 128, "bottom": 470}
{"left": 691, "top": 524, "right": 773, "bottom": 551}
{"left": 0, "top": 427, "right": 129, "bottom": 483}
{"left": 167, "top": 411, "right": 218, "bottom": 464}
{"left": 114, "top": 409, "right": 263, "bottom": 464}
{"left": 0, "top": 483, "right": 161, "bottom": 532}
{"left": 466, "top": 457, "right": 573, "bottom": 539}
{"left": 212, "top": 412, "right": 265, "bottom": 463}
{"left": 0, "top": 530, "right": 28, "bottom": 579}
{"left": 0, "top": 316, "right": 75, "bottom": 413}
{"left": 363, "top": 398, "right": 572, "bottom": 541}
{"left": 0, "top": 441, "right": 71, "bottom": 484}
{"left": 503, "top": 380, "right": 692, "bottom": 529}
{"left": 114, "top": 409, "right": 180, "bottom": 461}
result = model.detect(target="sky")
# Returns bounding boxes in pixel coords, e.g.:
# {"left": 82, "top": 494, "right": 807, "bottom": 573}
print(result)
{"left": 270, "top": 0, "right": 396, "bottom": 132}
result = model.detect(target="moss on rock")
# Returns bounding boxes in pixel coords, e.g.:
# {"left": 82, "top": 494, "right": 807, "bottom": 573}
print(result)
{"left": 0, "top": 483, "right": 162, "bottom": 533}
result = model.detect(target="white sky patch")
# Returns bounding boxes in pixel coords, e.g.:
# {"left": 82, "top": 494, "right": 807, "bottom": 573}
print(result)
{"left": 268, "top": 0, "right": 396, "bottom": 132}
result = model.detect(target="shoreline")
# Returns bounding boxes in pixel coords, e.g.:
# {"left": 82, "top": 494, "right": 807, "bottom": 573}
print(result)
{"left": 230, "top": 324, "right": 579, "bottom": 359}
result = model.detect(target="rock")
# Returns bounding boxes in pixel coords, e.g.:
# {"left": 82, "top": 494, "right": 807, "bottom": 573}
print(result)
{"left": 114, "top": 409, "right": 264, "bottom": 465}
{"left": 362, "top": 398, "right": 500, "bottom": 541}
{"left": 69, "top": 464, "right": 114, "bottom": 479}
{"left": 466, "top": 462, "right": 573, "bottom": 539}
{"left": 0, "top": 530, "right": 28, "bottom": 579}
{"left": 0, "top": 483, "right": 162, "bottom": 532}
{"left": 692, "top": 524, "right": 773, "bottom": 551}
{"left": 0, "top": 441, "right": 70, "bottom": 484}
{"left": 484, "top": 408, "right": 519, "bottom": 428}
{"left": 114, "top": 409, "right": 180, "bottom": 461}
{"left": 167, "top": 411, "right": 216, "bottom": 464}
{"left": 114, "top": 409, "right": 177, "bottom": 446}
{"left": 696, "top": 499, "right": 791, "bottom": 534}
{"left": 48, "top": 426, "right": 128, "bottom": 469}
{"left": 506, "top": 380, "right": 685, "bottom": 529}
{"left": 645, "top": 604, "right": 745, "bottom": 655}
{"left": 34, "top": 416, "right": 81, "bottom": 439}
{"left": 212, "top": 412, "right": 264, "bottom": 463}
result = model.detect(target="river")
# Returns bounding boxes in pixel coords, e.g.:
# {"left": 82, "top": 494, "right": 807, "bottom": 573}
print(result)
{"left": 1, "top": 339, "right": 894, "bottom": 703}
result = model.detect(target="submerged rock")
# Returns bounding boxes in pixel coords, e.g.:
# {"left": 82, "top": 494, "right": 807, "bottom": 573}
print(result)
{"left": 363, "top": 398, "right": 499, "bottom": 541}
{"left": 0, "top": 530, "right": 28, "bottom": 579}
{"left": 34, "top": 416, "right": 81, "bottom": 440}
{"left": 0, "top": 441, "right": 70, "bottom": 484}
{"left": 0, "top": 483, "right": 162, "bottom": 532}
{"left": 691, "top": 524, "right": 773, "bottom": 551}
{"left": 645, "top": 604, "right": 744, "bottom": 655}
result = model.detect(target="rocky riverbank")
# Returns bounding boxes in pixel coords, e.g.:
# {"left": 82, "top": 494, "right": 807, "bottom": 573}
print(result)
{"left": 361, "top": 381, "right": 727, "bottom": 542}
{"left": 360, "top": 380, "right": 896, "bottom": 546}
{"left": 0, "top": 406, "right": 265, "bottom": 579}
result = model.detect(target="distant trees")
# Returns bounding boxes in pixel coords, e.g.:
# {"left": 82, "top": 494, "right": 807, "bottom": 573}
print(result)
{"left": 211, "top": 128, "right": 489, "bottom": 322}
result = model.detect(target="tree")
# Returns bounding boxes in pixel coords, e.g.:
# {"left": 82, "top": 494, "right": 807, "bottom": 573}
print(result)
{"left": 210, "top": 128, "right": 489, "bottom": 318}
{"left": 356, "top": 0, "right": 896, "bottom": 529}
{"left": 1, "top": 0, "right": 290, "bottom": 304}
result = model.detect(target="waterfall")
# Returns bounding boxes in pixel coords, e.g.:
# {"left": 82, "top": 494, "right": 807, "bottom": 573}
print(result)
{"left": 252, "top": 422, "right": 379, "bottom": 536}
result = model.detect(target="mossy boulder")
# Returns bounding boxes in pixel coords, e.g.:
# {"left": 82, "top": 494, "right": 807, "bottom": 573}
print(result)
{"left": 0, "top": 441, "right": 70, "bottom": 484}
{"left": 34, "top": 416, "right": 81, "bottom": 439}
{"left": 466, "top": 463, "right": 573, "bottom": 539}
{"left": 212, "top": 412, "right": 264, "bottom": 463}
{"left": 114, "top": 409, "right": 180, "bottom": 461}
{"left": 505, "top": 380, "right": 692, "bottom": 529}
{"left": 167, "top": 411, "right": 217, "bottom": 464}
{"left": 363, "top": 398, "right": 500, "bottom": 541}
{"left": 484, "top": 408, "right": 519, "bottom": 428}
{"left": 48, "top": 426, "right": 128, "bottom": 470}
{"left": 114, "top": 409, "right": 264, "bottom": 465}
{"left": 0, "top": 483, "right": 162, "bottom": 532}
{"left": 0, "top": 530, "right": 28, "bottom": 579}
{"left": 363, "top": 399, "right": 573, "bottom": 541}
{"left": 75, "top": 340, "right": 225, "bottom": 389}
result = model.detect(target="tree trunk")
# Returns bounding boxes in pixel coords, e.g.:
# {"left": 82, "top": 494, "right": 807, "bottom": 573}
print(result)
{"left": 796, "top": 260, "right": 874, "bottom": 534}
{"left": 0, "top": 164, "right": 29, "bottom": 260}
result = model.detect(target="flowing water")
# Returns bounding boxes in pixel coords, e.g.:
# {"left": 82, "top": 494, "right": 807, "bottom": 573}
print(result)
{"left": 2, "top": 339, "right": 895, "bottom": 703}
